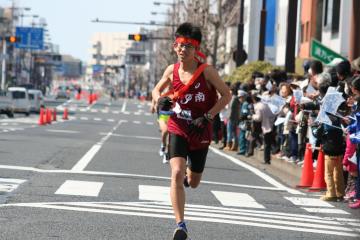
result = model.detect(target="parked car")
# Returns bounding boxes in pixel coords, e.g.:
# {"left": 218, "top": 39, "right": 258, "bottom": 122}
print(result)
{"left": 0, "top": 90, "right": 14, "bottom": 118}
{"left": 28, "top": 89, "right": 45, "bottom": 113}
{"left": 8, "top": 87, "right": 31, "bottom": 116}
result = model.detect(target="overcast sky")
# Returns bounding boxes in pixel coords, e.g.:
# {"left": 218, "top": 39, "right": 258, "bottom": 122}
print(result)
{"left": 0, "top": 0, "right": 173, "bottom": 62}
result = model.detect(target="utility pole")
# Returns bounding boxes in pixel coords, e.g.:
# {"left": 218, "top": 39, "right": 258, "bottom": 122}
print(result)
{"left": 1, "top": 39, "right": 7, "bottom": 90}
{"left": 285, "top": 0, "right": 298, "bottom": 73}
{"left": 236, "top": 0, "right": 245, "bottom": 67}
{"left": 258, "top": 0, "right": 266, "bottom": 61}
{"left": 349, "top": 0, "right": 360, "bottom": 61}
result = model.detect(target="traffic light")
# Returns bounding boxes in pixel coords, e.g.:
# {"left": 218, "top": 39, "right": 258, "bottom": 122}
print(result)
{"left": 5, "top": 36, "right": 20, "bottom": 44}
{"left": 128, "top": 34, "right": 148, "bottom": 41}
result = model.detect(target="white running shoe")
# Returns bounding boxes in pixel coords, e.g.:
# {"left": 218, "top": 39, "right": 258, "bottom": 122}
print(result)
{"left": 159, "top": 146, "right": 165, "bottom": 157}
{"left": 162, "top": 153, "right": 169, "bottom": 164}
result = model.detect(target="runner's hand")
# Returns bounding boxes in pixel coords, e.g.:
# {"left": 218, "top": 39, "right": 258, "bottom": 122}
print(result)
{"left": 157, "top": 97, "right": 173, "bottom": 111}
{"left": 189, "top": 116, "right": 209, "bottom": 134}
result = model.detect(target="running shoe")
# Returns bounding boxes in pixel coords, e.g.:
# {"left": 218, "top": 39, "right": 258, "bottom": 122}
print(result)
{"left": 173, "top": 227, "right": 188, "bottom": 240}
{"left": 159, "top": 146, "right": 166, "bottom": 157}
{"left": 162, "top": 153, "right": 169, "bottom": 164}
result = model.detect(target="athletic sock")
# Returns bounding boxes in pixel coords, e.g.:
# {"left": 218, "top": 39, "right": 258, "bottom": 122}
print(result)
{"left": 177, "top": 221, "right": 188, "bottom": 232}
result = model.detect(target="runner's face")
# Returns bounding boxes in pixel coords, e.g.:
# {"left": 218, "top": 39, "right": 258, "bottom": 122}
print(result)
{"left": 174, "top": 42, "right": 195, "bottom": 62}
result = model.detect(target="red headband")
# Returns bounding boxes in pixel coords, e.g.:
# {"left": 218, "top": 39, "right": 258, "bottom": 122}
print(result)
{"left": 175, "top": 37, "right": 206, "bottom": 62}
{"left": 175, "top": 37, "right": 200, "bottom": 47}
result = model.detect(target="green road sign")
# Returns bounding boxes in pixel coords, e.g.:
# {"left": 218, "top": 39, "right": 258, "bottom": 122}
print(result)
{"left": 310, "top": 39, "right": 346, "bottom": 64}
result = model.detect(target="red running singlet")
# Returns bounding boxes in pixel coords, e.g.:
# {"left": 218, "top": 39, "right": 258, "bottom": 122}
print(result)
{"left": 167, "top": 62, "right": 217, "bottom": 150}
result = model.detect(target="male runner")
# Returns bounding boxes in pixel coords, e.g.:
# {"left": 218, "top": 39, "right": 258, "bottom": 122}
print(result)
{"left": 152, "top": 22, "right": 231, "bottom": 240}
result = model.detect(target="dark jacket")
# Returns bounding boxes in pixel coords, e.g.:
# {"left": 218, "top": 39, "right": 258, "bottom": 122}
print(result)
{"left": 312, "top": 120, "right": 345, "bottom": 156}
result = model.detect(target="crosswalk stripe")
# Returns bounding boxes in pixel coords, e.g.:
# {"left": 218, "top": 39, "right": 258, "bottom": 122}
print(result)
{"left": 302, "top": 208, "right": 350, "bottom": 214}
{"left": 55, "top": 180, "right": 103, "bottom": 197}
{"left": 284, "top": 197, "right": 334, "bottom": 207}
{"left": 212, "top": 191, "right": 265, "bottom": 209}
{"left": 139, "top": 185, "right": 170, "bottom": 202}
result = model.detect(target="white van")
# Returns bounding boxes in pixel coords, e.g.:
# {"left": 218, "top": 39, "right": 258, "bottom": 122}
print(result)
{"left": 8, "top": 87, "right": 31, "bottom": 116}
{"left": 28, "top": 89, "right": 45, "bottom": 113}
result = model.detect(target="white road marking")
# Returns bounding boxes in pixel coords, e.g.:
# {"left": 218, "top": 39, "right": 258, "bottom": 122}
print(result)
{"left": 71, "top": 120, "right": 125, "bottom": 171}
{"left": 90, "top": 109, "right": 98, "bottom": 113}
{"left": 146, "top": 122, "right": 154, "bottom": 125}
{"left": 94, "top": 118, "right": 102, "bottom": 121}
{"left": 123, "top": 111, "right": 130, "bottom": 115}
{"left": 2, "top": 201, "right": 358, "bottom": 237}
{"left": 139, "top": 185, "right": 170, "bottom": 202}
{"left": 99, "top": 133, "right": 160, "bottom": 140}
{"left": 303, "top": 208, "right": 350, "bottom": 214}
{"left": 101, "top": 109, "right": 109, "bottom": 113}
{"left": 284, "top": 197, "right": 334, "bottom": 207}
{"left": 107, "top": 119, "right": 115, "bottom": 122}
{"left": 121, "top": 100, "right": 127, "bottom": 112}
{"left": 46, "top": 129, "right": 79, "bottom": 134}
{"left": 133, "top": 121, "right": 141, "bottom": 124}
{"left": 80, "top": 117, "right": 88, "bottom": 120}
{"left": 134, "top": 112, "right": 141, "bottom": 115}
{"left": 0, "top": 178, "right": 26, "bottom": 192}
{"left": 112, "top": 111, "right": 120, "bottom": 114}
{"left": 212, "top": 191, "right": 265, "bottom": 209}
{"left": 209, "top": 147, "right": 304, "bottom": 195}
{"left": 55, "top": 180, "right": 103, "bottom": 197}
{"left": 0, "top": 164, "right": 283, "bottom": 191}
{"left": 144, "top": 113, "right": 151, "bottom": 116}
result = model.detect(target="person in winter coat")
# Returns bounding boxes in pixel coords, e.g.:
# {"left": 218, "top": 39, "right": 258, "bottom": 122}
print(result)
{"left": 313, "top": 117, "right": 346, "bottom": 201}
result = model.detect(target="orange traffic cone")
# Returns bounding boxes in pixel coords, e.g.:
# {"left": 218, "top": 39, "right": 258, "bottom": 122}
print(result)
{"left": 63, "top": 108, "right": 68, "bottom": 120}
{"left": 38, "top": 108, "right": 45, "bottom": 125}
{"left": 309, "top": 146, "right": 327, "bottom": 191}
{"left": 296, "top": 143, "right": 314, "bottom": 188}
{"left": 53, "top": 108, "right": 57, "bottom": 121}
{"left": 46, "top": 108, "right": 52, "bottom": 124}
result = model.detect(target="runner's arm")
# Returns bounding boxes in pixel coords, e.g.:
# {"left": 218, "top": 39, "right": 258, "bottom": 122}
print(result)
{"left": 204, "top": 66, "right": 231, "bottom": 117}
{"left": 152, "top": 65, "right": 174, "bottom": 104}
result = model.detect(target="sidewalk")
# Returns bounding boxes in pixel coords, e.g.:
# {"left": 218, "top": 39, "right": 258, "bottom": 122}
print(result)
{"left": 211, "top": 143, "right": 302, "bottom": 188}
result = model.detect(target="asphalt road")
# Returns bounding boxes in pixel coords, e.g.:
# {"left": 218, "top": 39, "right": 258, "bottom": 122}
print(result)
{"left": 0, "top": 97, "right": 359, "bottom": 240}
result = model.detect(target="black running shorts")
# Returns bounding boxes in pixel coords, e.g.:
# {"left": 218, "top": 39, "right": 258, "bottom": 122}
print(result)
{"left": 168, "top": 133, "right": 209, "bottom": 173}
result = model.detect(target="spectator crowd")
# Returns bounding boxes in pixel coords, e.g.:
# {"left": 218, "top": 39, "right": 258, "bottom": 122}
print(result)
{"left": 212, "top": 57, "right": 360, "bottom": 209}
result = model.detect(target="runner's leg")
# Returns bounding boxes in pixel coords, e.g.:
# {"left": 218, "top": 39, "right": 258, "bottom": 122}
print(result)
{"left": 170, "top": 157, "right": 187, "bottom": 223}
{"left": 186, "top": 169, "right": 202, "bottom": 188}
